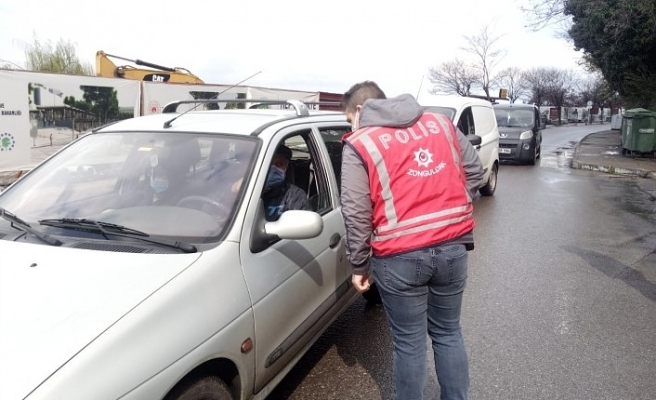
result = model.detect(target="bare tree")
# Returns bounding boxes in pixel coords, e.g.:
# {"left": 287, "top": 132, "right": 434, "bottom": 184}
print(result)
{"left": 521, "top": 0, "right": 569, "bottom": 31}
{"left": 523, "top": 67, "right": 554, "bottom": 107}
{"left": 577, "top": 72, "right": 608, "bottom": 107}
{"left": 427, "top": 59, "right": 478, "bottom": 96}
{"left": 497, "top": 67, "right": 528, "bottom": 103}
{"left": 0, "top": 59, "right": 24, "bottom": 70}
{"left": 545, "top": 68, "right": 579, "bottom": 124}
{"left": 462, "top": 25, "right": 506, "bottom": 100}
{"left": 25, "top": 35, "right": 93, "bottom": 75}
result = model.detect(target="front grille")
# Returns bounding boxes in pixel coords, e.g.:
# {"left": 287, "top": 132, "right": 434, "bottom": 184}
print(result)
{"left": 499, "top": 143, "right": 518, "bottom": 148}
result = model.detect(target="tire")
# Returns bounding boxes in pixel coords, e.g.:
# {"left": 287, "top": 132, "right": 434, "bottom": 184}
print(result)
{"left": 528, "top": 147, "right": 537, "bottom": 165}
{"left": 362, "top": 282, "right": 382, "bottom": 304}
{"left": 479, "top": 163, "right": 498, "bottom": 196}
{"left": 166, "top": 376, "right": 232, "bottom": 400}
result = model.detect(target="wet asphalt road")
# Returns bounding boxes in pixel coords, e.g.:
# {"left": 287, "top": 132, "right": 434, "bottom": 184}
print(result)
{"left": 268, "top": 125, "right": 656, "bottom": 400}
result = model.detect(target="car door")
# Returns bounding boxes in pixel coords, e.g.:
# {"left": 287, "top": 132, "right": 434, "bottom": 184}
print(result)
{"left": 471, "top": 104, "right": 499, "bottom": 175}
{"left": 456, "top": 106, "right": 476, "bottom": 137}
{"left": 239, "top": 124, "right": 351, "bottom": 393}
{"left": 534, "top": 107, "right": 543, "bottom": 147}
{"left": 313, "top": 122, "right": 354, "bottom": 284}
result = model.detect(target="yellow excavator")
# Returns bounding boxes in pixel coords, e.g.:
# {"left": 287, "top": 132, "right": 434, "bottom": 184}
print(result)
{"left": 95, "top": 50, "right": 204, "bottom": 84}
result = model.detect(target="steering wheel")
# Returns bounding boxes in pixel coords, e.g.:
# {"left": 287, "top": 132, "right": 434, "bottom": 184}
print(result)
{"left": 176, "top": 195, "right": 231, "bottom": 220}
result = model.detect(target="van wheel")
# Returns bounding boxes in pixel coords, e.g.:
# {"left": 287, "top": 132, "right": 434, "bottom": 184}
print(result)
{"left": 479, "top": 164, "right": 497, "bottom": 196}
{"left": 528, "top": 147, "right": 537, "bottom": 165}
{"left": 362, "top": 283, "right": 382, "bottom": 304}
{"left": 167, "top": 376, "right": 232, "bottom": 400}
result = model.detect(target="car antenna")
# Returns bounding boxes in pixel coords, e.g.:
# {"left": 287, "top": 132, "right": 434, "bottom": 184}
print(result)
{"left": 163, "top": 70, "right": 262, "bottom": 129}
{"left": 416, "top": 75, "right": 425, "bottom": 101}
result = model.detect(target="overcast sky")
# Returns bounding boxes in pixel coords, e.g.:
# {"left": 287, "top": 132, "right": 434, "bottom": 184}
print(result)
{"left": 0, "top": 0, "right": 583, "bottom": 98}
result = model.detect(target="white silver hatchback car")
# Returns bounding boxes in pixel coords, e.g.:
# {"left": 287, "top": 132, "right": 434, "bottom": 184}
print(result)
{"left": 0, "top": 100, "right": 361, "bottom": 400}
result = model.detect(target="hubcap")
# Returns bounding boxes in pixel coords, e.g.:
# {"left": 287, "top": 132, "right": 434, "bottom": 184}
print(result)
{"left": 489, "top": 167, "right": 497, "bottom": 191}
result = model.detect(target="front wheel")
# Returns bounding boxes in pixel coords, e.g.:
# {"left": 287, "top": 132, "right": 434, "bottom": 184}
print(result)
{"left": 528, "top": 147, "right": 537, "bottom": 165}
{"left": 166, "top": 376, "right": 232, "bottom": 400}
{"left": 479, "top": 163, "right": 498, "bottom": 196}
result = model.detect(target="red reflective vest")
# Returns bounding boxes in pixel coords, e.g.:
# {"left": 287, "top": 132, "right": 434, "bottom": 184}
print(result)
{"left": 344, "top": 112, "right": 474, "bottom": 257}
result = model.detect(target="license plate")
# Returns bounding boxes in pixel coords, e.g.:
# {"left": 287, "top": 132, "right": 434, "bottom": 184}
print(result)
{"left": 499, "top": 148, "right": 511, "bottom": 154}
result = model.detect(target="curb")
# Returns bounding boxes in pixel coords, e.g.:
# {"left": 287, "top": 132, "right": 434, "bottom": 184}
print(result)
{"left": 570, "top": 160, "right": 656, "bottom": 179}
{"left": 570, "top": 131, "right": 656, "bottom": 179}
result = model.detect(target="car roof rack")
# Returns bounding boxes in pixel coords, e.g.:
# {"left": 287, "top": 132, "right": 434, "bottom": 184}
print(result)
{"left": 162, "top": 99, "right": 344, "bottom": 114}
{"left": 161, "top": 99, "right": 345, "bottom": 129}
{"left": 163, "top": 99, "right": 314, "bottom": 116}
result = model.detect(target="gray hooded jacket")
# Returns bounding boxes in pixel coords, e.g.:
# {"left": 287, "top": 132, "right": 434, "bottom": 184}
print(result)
{"left": 340, "top": 94, "right": 485, "bottom": 274}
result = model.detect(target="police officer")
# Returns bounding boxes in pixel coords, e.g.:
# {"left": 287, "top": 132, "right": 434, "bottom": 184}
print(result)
{"left": 340, "top": 81, "right": 485, "bottom": 400}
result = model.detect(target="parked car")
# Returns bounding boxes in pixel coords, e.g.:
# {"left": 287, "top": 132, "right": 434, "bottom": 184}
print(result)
{"left": 493, "top": 103, "right": 543, "bottom": 165}
{"left": 0, "top": 100, "right": 362, "bottom": 400}
{"left": 420, "top": 95, "right": 500, "bottom": 196}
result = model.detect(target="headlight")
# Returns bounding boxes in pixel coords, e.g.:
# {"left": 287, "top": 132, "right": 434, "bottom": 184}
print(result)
{"left": 519, "top": 130, "right": 533, "bottom": 140}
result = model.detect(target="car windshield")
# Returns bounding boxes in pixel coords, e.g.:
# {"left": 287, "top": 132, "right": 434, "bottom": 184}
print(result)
{"left": 423, "top": 106, "right": 456, "bottom": 121}
{"left": 0, "top": 131, "right": 258, "bottom": 242}
{"left": 494, "top": 107, "right": 535, "bottom": 128}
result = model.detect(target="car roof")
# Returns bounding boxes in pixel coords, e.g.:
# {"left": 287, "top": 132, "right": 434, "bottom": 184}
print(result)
{"left": 493, "top": 103, "right": 537, "bottom": 109}
{"left": 96, "top": 108, "right": 347, "bottom": 136}
{"left": 419, "top": 95, "right": 494, "bottom": 109}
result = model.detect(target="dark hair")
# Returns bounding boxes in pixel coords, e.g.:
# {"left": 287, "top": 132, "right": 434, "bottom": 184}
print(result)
{"left": 275, "top": 144, "right": 293, "bottom": 160}
{"left": 341, "top": 81, "right": 387, "bottom": 113}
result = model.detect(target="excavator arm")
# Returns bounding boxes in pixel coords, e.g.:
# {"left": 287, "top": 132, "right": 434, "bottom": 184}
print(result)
{"left": 95, "top": 51, "right": 204, "bottom": 84}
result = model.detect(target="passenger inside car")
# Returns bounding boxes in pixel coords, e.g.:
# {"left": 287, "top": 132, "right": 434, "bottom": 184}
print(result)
{"left": 146, "top": 148, "right": 193, "bottom": 206}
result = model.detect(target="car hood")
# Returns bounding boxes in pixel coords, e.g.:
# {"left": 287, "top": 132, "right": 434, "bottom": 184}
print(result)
{"left": 0, "top": 240, "right": 201, "bottom": 400}
{"left": 498, "top": 127, "right": 530, "bottom": 139}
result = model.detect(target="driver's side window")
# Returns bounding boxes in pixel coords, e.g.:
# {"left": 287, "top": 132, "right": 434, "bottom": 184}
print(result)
{"left": 260, "top": 131, "right": 331, "bottom": 222}
{"left": 457, "top": 107, "right": 476, "bottom": 136}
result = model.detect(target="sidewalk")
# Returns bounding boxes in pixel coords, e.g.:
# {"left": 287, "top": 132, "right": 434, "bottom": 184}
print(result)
{"left": 570, "top": 129, "right": 656, "bottom": 179}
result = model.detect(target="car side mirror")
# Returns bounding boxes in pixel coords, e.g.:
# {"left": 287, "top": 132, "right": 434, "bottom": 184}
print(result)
{"left": 468, "top": 135, "right": 482, "bottom": 146}
{"left": 265, "top": 210, "right": 323, "bottom": 239}
{"left": 250, "top": 200, "right": 324, "bottom": 253}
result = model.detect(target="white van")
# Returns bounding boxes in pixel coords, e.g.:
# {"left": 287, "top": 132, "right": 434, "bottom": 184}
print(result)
{"left": 420, "top": 95, "right": 500, "bottom": 196}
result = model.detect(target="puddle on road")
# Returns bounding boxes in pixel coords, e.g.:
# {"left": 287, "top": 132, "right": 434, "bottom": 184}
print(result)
{"left": 540, "top": 148, "right": 575, "bottom": 170}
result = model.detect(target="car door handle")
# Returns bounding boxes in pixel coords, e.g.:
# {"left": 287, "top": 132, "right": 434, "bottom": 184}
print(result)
{"left": 329, "top": 233, "right": 341, "bottom": 249}
{"left": 475, "top": 145, "right": 481, "bottom": 150}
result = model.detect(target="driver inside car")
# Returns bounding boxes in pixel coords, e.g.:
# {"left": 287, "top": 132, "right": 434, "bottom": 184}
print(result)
{"left": 261, "top": 144, "right": 311, "bottom": 221}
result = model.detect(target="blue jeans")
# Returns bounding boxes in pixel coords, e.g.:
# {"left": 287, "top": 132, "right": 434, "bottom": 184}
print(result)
{"left": 372, "top": 244, "right": 469, "bottom": 400}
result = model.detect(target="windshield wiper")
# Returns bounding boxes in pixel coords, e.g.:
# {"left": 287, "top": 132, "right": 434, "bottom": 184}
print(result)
{"left": 40, "top": 218, "right": 150, "bottom": 236}
{"left": 38, "top": 218, "right": 197, "bottom": 253}
{"left": 0, "top": 208, "right": 63, "bottom": 246}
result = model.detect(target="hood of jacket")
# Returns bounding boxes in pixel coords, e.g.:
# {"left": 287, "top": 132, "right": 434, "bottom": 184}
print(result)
{"left": 359, "top": 94, "right": 424, "bottom": 129}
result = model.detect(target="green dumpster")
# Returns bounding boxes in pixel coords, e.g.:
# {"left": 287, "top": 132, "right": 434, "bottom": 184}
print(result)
{"left": 621, "top": 108, "right": 656, "bottom": 155}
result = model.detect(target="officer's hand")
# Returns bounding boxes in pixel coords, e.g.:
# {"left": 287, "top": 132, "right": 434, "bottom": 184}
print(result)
{"left": 352, "top": 273, "right": 371, "bottom": 293}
